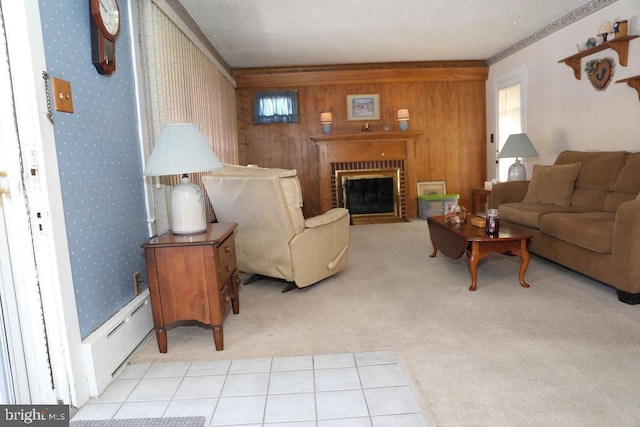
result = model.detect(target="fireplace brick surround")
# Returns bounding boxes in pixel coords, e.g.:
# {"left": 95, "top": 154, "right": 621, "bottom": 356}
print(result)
{"left": 311, "top": 132, "right": 423, "bottom": 222}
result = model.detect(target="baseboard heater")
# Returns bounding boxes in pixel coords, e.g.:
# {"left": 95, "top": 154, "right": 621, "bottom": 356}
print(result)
{"left": 82, "top": 289, "right": 153, "bottom": 396}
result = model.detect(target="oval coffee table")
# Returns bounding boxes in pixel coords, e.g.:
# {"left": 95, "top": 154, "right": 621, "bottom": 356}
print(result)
{"left": 427, "top": 215, "right": 534, "bottom": 291}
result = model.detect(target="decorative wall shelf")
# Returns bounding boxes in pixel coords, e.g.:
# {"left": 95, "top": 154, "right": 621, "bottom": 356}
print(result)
{"left": 616, "top": 74, "right": 640, "bottom": 101}
{"left": 558, "top": 35, "right": 638, "bottom": 80}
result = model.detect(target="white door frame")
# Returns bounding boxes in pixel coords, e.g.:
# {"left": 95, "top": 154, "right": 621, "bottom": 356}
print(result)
{"left": 0, "top": 0, "right": 89, "bottom": 406}
{"left": 493, "top": 65, "right": 528, "bottom": 181}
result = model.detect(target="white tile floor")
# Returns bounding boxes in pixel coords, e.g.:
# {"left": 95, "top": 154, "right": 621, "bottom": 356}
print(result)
{"left": 72, "top": 351, "right": 427, "bottom": 426}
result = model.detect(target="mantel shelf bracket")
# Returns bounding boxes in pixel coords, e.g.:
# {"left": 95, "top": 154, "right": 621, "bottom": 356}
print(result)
{"left": 558, "top": 35, "right": 638, "bottom": 80}
{"left": 616, "top": 74, "right": 640, "bottom": 101}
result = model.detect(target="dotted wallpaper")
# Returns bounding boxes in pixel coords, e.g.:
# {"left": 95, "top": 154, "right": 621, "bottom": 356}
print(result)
{"left": 39, "top": 0, "right": 150, "bottom": 339}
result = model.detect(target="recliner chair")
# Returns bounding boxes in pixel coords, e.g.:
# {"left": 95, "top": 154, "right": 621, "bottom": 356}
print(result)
{"left": 202, "top": 164, "right": 350, "bottom": 291}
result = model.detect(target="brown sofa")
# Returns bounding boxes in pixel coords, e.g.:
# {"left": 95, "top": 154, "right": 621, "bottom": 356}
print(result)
{"left": 489, "top": 150, "right": 640, "bottom": 304}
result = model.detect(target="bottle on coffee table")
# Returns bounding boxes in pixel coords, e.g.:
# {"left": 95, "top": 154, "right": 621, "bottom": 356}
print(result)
{"left": 486, "top": 209, "right": 500, "bottom": 237}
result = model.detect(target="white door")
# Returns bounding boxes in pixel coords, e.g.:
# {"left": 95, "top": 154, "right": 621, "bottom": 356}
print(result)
{"left": 0, "top": 0, "right": 89, "bottom": 407}
{"left": 0, "top": 187, "right": 31, "bottom": 404}
{"left": 0, "top": 200, "right": 16, "bottom": 403}
{"left": 0, "top": 4, "right": 41, "bottom": 404}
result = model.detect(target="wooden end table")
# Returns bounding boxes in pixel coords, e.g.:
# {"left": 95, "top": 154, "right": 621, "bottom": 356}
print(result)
{"left": 141, "top": 223, "right": 240, "bottom": 352}
{"left": 427, "top": 216, "right": 533, "bottom": 291}
{"left": 471, "top": 187, "right": 492, "bottom": 215}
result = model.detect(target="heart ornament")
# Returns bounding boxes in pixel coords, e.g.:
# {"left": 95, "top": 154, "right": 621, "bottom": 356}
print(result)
{"left": 585, "top": 57, "right": 615, "bottom": 91}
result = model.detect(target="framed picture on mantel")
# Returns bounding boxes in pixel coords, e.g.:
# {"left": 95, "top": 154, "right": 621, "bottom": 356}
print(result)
{"left": 346, "top": 94, "right": 380, "bottom": 121}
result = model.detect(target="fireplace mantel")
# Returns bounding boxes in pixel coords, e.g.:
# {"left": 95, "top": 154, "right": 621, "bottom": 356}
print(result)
{"left": 311, "top": 131, "right": 422, "bottom": 144}
{"left": 311, "top": 132, "right": 424, "bottom": 217}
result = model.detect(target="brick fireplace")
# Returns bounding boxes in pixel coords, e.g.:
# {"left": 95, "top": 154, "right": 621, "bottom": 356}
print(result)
{"left": 311, "top": 132, "right": 423, "bottom": 222}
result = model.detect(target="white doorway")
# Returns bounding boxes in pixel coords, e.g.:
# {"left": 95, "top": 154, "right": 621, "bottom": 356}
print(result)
{"left": 0, "top": 0, "right": 89, "bottom": 406}
{"left": 0, "top": 6, "right": 36, "bottom": 403}
{"left": 495, "top": 66, "right": 527, "bottom": 181}
{"left": 0, "top": 192, "right": 31, "bottom": 404}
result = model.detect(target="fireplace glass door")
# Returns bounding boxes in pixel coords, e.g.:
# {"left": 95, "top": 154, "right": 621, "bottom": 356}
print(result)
{"left": 336, "top": 168, "right": 401, "bottom": 222}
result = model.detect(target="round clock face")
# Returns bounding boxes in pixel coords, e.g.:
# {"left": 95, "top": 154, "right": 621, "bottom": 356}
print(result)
{"left": 99, "top": 0, "right": 120, "bottom": 36}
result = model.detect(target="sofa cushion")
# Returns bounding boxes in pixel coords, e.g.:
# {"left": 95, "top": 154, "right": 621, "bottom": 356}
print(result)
{"left": 522, "top": 163, "right": 582, "bottom": 206}
{"left": 539, "top": 212, "right": 616, "bottom": 254}
{"left": 498, "top": 202, "right": 586, "bottom": 229}
{"left": 555, "top": 150, "right": 628, "bottom": 211}
{"left": 603, "top": 153, "right": 640, "bottom": 212}
{"left": 603, "top": 193, "right": 638, "bottom": 213}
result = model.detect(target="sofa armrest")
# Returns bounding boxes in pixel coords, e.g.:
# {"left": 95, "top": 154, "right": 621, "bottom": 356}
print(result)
{"left": 488, "top": 181, "right": 530, "bottom": 209}
{"left": 304, "top": 208, "right": 349, "bottom": 228}
{"left": 612, "top": 199, "right": 640, "bottom": 294}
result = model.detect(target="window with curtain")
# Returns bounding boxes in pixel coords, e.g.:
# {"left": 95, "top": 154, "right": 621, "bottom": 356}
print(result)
{"left": 496, "top": 67, "right": 526, "bottom": 181}
{"left": 253, "top": 91, "right": 299, "bottom": 124}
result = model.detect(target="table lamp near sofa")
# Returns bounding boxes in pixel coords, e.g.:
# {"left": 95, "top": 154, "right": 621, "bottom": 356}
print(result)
{"left": 143, "top": 123, "right": 223, "bottom": 234}
{"left": 498, "top": 133, "right": 539, "bottom": 181}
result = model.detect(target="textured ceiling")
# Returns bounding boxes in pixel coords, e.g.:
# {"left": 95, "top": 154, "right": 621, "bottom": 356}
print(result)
{"left": 177, "top": 0, "right": 592, "bottom": 69}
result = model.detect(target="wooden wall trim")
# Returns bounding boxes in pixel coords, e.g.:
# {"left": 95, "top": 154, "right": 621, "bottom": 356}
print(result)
{"left": 234, "top": 62, "right": 489, "bottom": 88}
{"left": 235, "top": 60, "right": 487, "bottom": 74}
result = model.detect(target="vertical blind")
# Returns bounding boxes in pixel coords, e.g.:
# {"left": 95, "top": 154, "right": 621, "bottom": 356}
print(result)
{"left": 138, "top": 1, "right": 239, "bottom": 227}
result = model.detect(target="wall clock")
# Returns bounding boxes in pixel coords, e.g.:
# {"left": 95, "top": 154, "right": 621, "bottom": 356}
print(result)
{"left": 90, "top": 0, "right": 120, "bottom": 75}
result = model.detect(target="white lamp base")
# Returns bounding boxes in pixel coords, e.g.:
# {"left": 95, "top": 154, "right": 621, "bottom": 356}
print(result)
{"left": 507, "top": 159, "right": 527, "bottom": 181}
{"left": 169, "top": 175, "right": 207, "bottom": 234}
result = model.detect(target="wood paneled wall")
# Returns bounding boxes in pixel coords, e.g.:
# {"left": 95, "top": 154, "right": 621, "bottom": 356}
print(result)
{"left": 234, "top": 61, "right": 488, "bottom": 218}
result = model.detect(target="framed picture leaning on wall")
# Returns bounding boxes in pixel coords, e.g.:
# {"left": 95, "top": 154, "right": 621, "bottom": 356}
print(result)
{"left": 417, "top": 181, "right": 446, "bottom": 196}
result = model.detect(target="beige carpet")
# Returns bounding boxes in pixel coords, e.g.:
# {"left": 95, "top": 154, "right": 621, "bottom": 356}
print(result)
{"left": 129, "top": 219, "right": 640, "bottom": 426}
